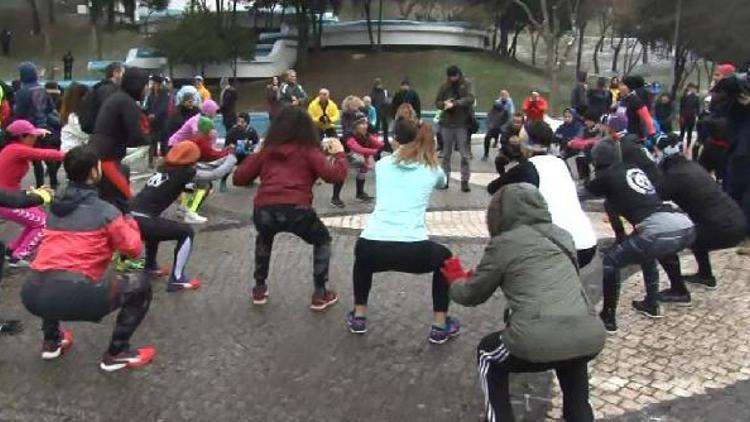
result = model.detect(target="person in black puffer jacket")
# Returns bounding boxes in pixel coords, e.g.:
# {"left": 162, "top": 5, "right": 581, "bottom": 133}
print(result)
{"left": 654, "top": 135, "right": 746, "bottom": 289}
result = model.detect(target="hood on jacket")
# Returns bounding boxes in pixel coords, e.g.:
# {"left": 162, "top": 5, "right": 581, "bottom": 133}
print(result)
{"left": 591, "top": 137, "right": 622, "bottom": 169}
{"left": 121, "top": 68, "right": 149, "bottom": 102}
{"left": 487, "top": 183, "right": 552, "bottom": 237}
{"left": 18, "top": 62, "right": 38, "bottom": 85}
{"left": 50, "top": 183, "right": 99, "bottom": 217}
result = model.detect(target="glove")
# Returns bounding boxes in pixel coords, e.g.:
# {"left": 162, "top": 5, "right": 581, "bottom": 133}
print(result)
{"left": 29, "top": 187, "right": 54, "bottom": 205}
{"left": 441, "top": 256, "right": 472, "bottom": 284}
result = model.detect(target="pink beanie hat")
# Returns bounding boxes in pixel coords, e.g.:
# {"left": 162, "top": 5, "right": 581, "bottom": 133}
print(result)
{"left": 201, "top": 99, "right": 219, "bottom": 114}
{"left": 717, "top": 63, "right": 736, "bottom": 77}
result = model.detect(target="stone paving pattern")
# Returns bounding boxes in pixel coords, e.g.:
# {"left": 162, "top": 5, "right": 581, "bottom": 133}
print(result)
{"left": 1, "top": 151, "right": 749, "bottom": 421}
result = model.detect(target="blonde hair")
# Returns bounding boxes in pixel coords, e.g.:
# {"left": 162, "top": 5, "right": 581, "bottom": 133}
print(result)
{"left": 394, "top": 120, "right": 439, "bottom": 169}
{"left": 342, "top": 95, "right": 365, "bottom": 112}
{"left": 395, "top": 103, "right": 418, "bottom": 123}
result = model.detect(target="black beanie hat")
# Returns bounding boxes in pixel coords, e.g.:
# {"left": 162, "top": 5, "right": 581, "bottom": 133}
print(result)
{"left": 446, "top": 65, "right": 461, "bottom": 77}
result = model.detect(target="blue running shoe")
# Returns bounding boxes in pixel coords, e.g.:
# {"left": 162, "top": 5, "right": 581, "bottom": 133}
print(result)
{"left": 346, "top": 311, "right": 367, "bottom": 334}
{"left": 428, "top": 316, "right": 460, "bottom": 344}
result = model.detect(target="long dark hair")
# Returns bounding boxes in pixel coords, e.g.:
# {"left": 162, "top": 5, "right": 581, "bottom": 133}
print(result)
{"left": 60, "top": 82, "right": 90, "bottom": 126}
{"left": 263, "top": 106, "right": 319, "bottom": 148}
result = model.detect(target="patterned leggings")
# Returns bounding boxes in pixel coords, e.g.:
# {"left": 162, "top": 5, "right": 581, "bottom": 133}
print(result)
{"left": 0, "top": 206, "right": 46, "bottom": 259}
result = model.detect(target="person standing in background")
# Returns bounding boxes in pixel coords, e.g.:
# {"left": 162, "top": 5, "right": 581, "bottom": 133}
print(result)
{"left": 265, "top": 76, "right": 280, "bottom": 120}
{"left": 194, "top": 76, "right": 211, "bottom": 102}
{"left": 498, "top": 89, "right": 516, "bottom": 115}
{"left": 654, "top": 93, "right": 675, "bottom": 134}
{"left": 435, "top": 65, "right": 475, "bottom": 193}
{"left": 522, "top": 91, "right": 548, "bottom": 122}
{"left": 370, "top": 78, "right": 390, "bottom": 147}
{"left": 219, "top": 77, "right": 238, "bottom": 132}
{"left": 1, "top": 28, "right": 11, "bottom": 56}
{"left": 391, "top": 78, "right": 421, "bottom": 119}
{"left": 278, "top": 69, "right": 308, "bottom": 107}
{"left": 60, "top": 82, "right": 91, "bottom": 152}
{"left": 679, "top": 83, "right": 701, "bottom": 154}
{"left": 145, "top": 75, "right": 170, "bottom": 163}
{"left": 587, "top": 77, "right": 612, "bottom": 120}
{"left": 308, "top": 88, "right": 340, "bottom": 139}
{"left": 62, "top": 51, "right": 74, "bottom": 81}
{"left": 571, "top": 71, "right": 589, "bottom": 115}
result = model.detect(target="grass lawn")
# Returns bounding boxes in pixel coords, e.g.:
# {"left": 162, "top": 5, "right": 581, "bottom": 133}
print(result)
{"left": 233, "top": 48, "right": 576, "bottom": 114}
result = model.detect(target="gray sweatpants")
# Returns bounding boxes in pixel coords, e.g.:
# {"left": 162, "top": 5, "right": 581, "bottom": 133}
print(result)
{"left": 440, "top": 126, "right": 471, "bottom": 183}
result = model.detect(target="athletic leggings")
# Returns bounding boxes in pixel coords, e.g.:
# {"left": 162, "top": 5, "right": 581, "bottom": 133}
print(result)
{"left": 0, "top": 205, "right": 46, "bottom": 260}
{"left": 32, "top": 160, "right": 61, "bottom": 189}
{"left": 253, "top": 205, "right": 331, "bottom": 290}
{"left": 477, "top": 332, "right": 595, "bottom": 422}
{"left": 134, "top": 215, "right": 195, "bottom": 281}
{"left": 353, "top": 238, "right": 452, "bottom": 312}
{"left": 22, "top": 270, "right": 152, "bottom": 355}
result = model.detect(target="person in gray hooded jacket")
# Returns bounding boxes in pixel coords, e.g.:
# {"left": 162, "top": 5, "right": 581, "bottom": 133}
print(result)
{"left": 448, "top": 183, "right": 606, "bottom": 422}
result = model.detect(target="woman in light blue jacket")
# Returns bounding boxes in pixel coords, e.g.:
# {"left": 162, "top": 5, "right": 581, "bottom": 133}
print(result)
{"left": 345, "top": 117, "right": 460, "bottom": 344}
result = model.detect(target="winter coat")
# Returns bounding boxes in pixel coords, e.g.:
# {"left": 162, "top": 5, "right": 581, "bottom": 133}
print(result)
{"left": 0, "top": 142, "right": 65, "bottom": 190}
{"left": 657, "top": 154, "right": 746, "bottom": 236}
{"left": 435, "top": 78, "right": 475, "bottom": 128}
{"left": 307, "top": 97, "right": 340, "bottom": 131}
{"left": 361, "top": 154, "right": 446, "bottom": 242}
{"left": 370, "top": 86, "right": 389, "bottom": 116}
{"left": 90, "top": 91, "right": 149, "bottom": 161}
{"left": 278, "top": 82, "right": 308, "bottom": 107}
{"left": 188, "top": 134, "right": 231, "bottom": 162}
{"left": 166, "top": 105, "right": 200, "bottom": 141}
{"left": 522, "top": 96, "right": 548, "bottom": 121}
{"left": 679, "top": 93, "right": 701, "bottom": 121}
{"left": 391, "top": 89, "right": 421, "bottom": 118}
{"left": 60, "top": 113, "right": 89, "bottom": 152}
{"left": 587, "top": 88, "right": 612, "bottom": 119}
{"left": 487, "top": 101, "right": 511, "bottom": 131}
{"left": 13, "top": 63, "right": 54, "bottom": 128}
{"left": 31, "top": 183, "right": 142, "bottom": 281}
{"left": 450, "top": 183, "right": 606, "bottom": 363}
{"left": 571, "top": 76, "right": 588, "bottom": 112}
{"left": 233, "top": 144, "right": 348, "bottom": 209}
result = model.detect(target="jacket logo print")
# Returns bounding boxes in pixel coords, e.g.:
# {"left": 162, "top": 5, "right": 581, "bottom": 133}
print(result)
{"left": 146, "top": 172, "right": 169, "bottom": 188}
{"left": 625, "top": 168, "right": 655, "bottom": 195}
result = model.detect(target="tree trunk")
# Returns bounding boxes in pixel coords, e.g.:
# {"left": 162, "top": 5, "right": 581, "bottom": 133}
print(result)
{"left": 530, "top": 29, "right": 540, "bottom": 67}
{"left": 364, "top": 0, "right": 374, "bottom": 48}
{"left": 510, "top": 26, "right": 523, "bottom": 59}
{"left": 593, "top": 35, "right": 604, "bottom": 74}
{"left": 641, "top": 40, "right": 649, "bottom": 64}
{"left": 29, "top": 0, "right": 42, "bottom": 35}
{"left": 545, "top": 35, "right": 558, "bottom": 109}
{"left": 106, "top": 0, "right": 115, "bottom": 31}
{"left": 46, "top": 0, "right": 55, "bottom": 25}
{"left": 295, "top": 3, "right": 310, "bottom": 68}
{"left": 376, "top": 0, "right": 383, "bottom": 50}
{"left": 498, "top": 14, "right": 511, "bottom": 57}
{"left": 611, "top": 34, "right": 624, "bottom": 73}
{"left": 575, "top": 21, "right": 586, "bottom": 75}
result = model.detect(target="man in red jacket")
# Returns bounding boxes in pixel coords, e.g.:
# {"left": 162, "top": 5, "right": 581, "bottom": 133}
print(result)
{"left": 21, "top": 145, "right": 156, "bottom": 372}
{"left": 522, "top": 91, "right": 548, "bottom": 121}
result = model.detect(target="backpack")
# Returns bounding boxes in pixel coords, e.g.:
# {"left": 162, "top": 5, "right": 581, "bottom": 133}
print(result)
{"left": 79, "top": 80, "right": 109, "bottom": 134}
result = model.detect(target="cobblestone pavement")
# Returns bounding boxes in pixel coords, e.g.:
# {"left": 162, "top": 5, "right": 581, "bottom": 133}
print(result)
{"left": 1, "top": 149, "right": 749, "bottom": 421}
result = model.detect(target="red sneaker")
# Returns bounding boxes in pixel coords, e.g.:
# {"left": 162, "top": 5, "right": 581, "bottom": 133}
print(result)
{"left": 310, "top": 290, "right": 338, "bottom": 312}
{"left": 166, "top": 276, "right": 201, "bottom": 292}
{"left": 100, "top": 345, "right": 157, "bottom": 372}
{"left": 252, "top": 285, "right": 269, "bottom": 305}
{"left": 42, "top": 328, "right": 73, "bottom": 360}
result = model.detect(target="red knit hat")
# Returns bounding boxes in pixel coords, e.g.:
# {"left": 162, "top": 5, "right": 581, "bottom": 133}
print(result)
{"left": 717, "top": 63, "right": 736, "bottom": 77}
{"left": 165, "top": 141, "right": 200, "bottom": 166}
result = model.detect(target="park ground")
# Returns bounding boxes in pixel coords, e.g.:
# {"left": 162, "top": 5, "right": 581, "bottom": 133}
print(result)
{"left": 1, "top": 145, "right": 750, "bottom": 421}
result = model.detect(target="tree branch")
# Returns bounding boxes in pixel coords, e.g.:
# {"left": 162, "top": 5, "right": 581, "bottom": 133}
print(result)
{"left": 513, "top": 0, "right": 542, "bottom": 28}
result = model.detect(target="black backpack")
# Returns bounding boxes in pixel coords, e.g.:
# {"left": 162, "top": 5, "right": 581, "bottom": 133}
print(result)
{"left": 79, "top": 80, "right": 111, "bottom": 134}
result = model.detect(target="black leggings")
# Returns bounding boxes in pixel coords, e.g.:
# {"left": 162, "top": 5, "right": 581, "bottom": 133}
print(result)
{"left": 477, "top": 332, "right": 595, "bottom": 422}
{"left": 484, "top": 128, "right": 501, "bottom": 157}
{"left": 353, "top": 238, "right": 452, "bottom": 312}
{"left": 679, "top": 117, "right": 696, "bottom": 144}
{"left": 692, "top": 223, "right": 746, "bottom": 277}
{"left": 21, "top": 270, "right": 152, "bottom": 354}
{"left": 576, "top": 246, "right": 597, "bottom": 268}
{"left": 135, "top": 215, "right": 195, "bottom": 281}
{"left": 32, "top": 160, "right": 61, "bottom": 189}
{"left": 253, "top": 205, "right": 332, "bottom": 290}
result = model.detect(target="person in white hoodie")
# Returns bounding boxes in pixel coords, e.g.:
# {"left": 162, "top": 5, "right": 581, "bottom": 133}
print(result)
{"left": 60, "top": 82, "right": 91, "bottom": 152}
{"left": 487, "top": 119, "right": 598, "bottom": 266}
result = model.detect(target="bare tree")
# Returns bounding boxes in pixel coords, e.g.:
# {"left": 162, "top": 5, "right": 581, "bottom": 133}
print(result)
{"left": 28, "top": 0, "right": 42, "bottom": 35}
{"left": 592, "top": 5, "right": 613, "bottom": 74}
{"left": 395, "top": 0, "right": 419, "bottom": 19}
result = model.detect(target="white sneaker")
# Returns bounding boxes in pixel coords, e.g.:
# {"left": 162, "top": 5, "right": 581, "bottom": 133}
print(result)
{"left": 184, "top": 211, "right": 208, "bottom": 224}
{"left": 175, "top": 204, "right": 188, "bottom": 217}
{"left": 7, "top": 257, "right": 31, "bottom": 268}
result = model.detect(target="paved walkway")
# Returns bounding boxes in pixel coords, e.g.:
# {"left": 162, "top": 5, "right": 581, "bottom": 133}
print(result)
{"left": 0, "top": 150, "right": 748, "bottom": 421}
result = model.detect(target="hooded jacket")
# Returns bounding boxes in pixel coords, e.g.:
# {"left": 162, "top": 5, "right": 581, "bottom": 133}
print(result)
{"left": 233, "top": 144, "right": 348, "bottom": 208}
{"left": 361, "top": 154, "right": 446, "bottom": 242}
{"left": 13, "top": 62, "right": 54, "bottom": 127}
{"left": 90, "top": 69, "right": 150, "bottom": 160}
{"left": 450, "top": 183, "right": 606, "bottom": 363}
{"left": 658, "top": 154, "right": 746, "bottom": 236}
{"left": 522, "top": 95, "right": 548, "bottom": 121}
{"left": 31, "top": 183, "right": 142, "bottom": 281}
{"left": 435, "top": 72, "right": 475, "bottom": 128}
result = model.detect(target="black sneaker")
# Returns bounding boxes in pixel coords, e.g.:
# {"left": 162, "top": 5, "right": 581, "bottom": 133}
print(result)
{"left": 683, "top": 273, "right": 717, "bottom": 290}
{"left": 632, "top": 300, "right": 663, "bottom": 319}
{"left": 599, "top": 309, "right": 618, "bottom": 334}
{"left": 330, "top": 199, "right": 346, "bottom": 208}
{"left": 461, "top": 181, "right": 471, "bottom": 193}
{"left": 657, "top": 288, "right": 692, "bottom": 307}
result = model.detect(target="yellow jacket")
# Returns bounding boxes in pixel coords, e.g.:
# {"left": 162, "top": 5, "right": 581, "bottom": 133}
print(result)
{"left": 198, "top": 85, "right": 212, "bottom": 102}
{"left": 308, "top": 97, "right": 340, "bottom": 130}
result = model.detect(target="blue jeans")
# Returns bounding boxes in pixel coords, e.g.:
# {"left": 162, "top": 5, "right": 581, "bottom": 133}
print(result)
{"left": 602, "top": 226, "right": 696, "bottom": 312}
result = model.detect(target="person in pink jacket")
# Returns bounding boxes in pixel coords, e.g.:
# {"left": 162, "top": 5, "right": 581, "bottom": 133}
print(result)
{"left": 168, "top": 99, "right": 219, "bottom": 147}
{"left": 0, "top": 120, "right": 65, "bottom": 266}
{"left": 345, "top": 112, "right": 384, "bottom": 202}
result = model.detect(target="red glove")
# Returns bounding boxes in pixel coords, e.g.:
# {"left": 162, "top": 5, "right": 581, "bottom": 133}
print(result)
{"left": 441, "top": 256, "right": 472, "bottom": 284}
